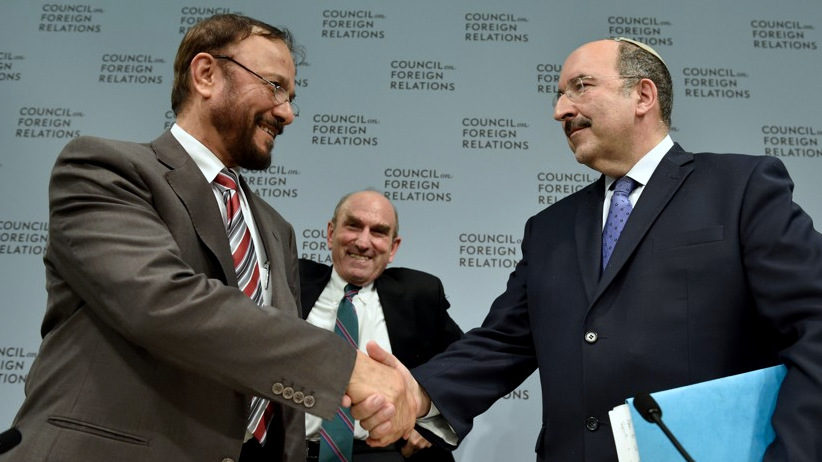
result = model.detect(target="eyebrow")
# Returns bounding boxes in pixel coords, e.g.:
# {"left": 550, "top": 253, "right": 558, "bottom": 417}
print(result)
{"left": 343, "top": 216, "right": 392, "bottom": 235}
{"left": 370, "top": 223, "right": 392, "bottom": 235}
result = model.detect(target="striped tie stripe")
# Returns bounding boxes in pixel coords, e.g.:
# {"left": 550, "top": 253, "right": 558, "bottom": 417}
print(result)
{"left": 214, "top": 170, "right": 263, "bottom": 304}
{"left": 319, "top": 284, "right": 360, "bottom": 462}
{"left": 213, "top": 169, "right": 271, "bottom": 443}
{"left": 335, "top": 319, "right": 357, "bottom": 347}
{"left": 336, "top": 408, "right": 355, "bottom": 431}
{"left": 319, "top": 429, "right": 349, "bottom": 462}
{"left": 334, "top": 287, "right": 359, "bottom": 347}
{"left": 252, "top": 401, "right": 275, "bottom": 442}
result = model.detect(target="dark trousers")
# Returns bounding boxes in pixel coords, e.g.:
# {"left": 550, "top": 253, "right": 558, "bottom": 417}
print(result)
{"left": 242, "top": 437, "right": 454, "bottom": 462}
{"left": 240, "top": 437, "right": 282, "bottom": 461}
{"left": 305, "top": 439, "right": 454, "bottom": 462}
{"left": 305, "top": 440, "right": 403, "bottom": 462}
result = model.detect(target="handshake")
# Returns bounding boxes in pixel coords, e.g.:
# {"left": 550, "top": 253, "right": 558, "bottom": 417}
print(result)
{"left": 344, "top": 341, "right": 433, "bottom": 448}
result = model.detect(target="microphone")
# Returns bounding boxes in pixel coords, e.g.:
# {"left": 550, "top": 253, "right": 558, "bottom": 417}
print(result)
{"left": 633, "top": 393, "right": 695, "bottom": 462}
{"left": 0, "top": 427, "right": 21, "bottom": 454}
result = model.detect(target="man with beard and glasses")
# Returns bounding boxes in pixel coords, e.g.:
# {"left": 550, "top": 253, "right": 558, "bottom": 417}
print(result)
{"left": 4, "top": 14, "right": 416, "bottom": 462}
{"left": 352, "top": 38, "right": 822, "bottom": 461}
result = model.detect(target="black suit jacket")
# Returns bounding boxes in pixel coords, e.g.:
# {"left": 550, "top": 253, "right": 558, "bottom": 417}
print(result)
{"left": 300, "top": 259, "right": 463, "bottom": 461}
{"left": 413, "top": 145, "right": 822, "bottom": 461}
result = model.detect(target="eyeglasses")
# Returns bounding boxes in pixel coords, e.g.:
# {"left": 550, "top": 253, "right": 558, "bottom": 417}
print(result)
{"left": 212, "top": 54, "right": 299, "bottom": 116}
{"left": 553, "top": 75, "right": 640, "bottom": 108}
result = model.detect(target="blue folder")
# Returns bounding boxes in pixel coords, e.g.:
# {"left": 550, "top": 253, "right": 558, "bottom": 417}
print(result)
{"left": 626, "top": 365, "right": 787, "bottom": 461}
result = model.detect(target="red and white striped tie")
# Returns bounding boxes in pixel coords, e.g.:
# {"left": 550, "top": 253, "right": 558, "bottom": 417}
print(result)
{"left": 213, "top": 169, "right": 263, "bottom": 304}
{"left": 213, "top": 169, "right": 272, "bottom": 444}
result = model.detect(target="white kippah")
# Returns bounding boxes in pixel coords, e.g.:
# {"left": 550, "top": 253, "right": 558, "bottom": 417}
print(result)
{"left": 613, "top": 36, "right": 667, "bottom": 68}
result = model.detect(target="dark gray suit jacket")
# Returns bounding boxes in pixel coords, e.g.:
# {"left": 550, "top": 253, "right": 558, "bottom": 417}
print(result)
{"left": 414, "top": 145, "right": 822, "bottom": 461}
{"left": 299, "top": 259, "right": 462, "bottom": 461}
{"left": 8, "top": 132, "right": 355, "bottom": 462}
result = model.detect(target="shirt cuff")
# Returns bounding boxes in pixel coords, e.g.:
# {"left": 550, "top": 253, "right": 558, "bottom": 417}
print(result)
{"left": 417, "top": 401, "right": 459, "bottom": 446}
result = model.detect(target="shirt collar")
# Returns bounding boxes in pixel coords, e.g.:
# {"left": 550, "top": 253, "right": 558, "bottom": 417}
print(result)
{"left": 170, "top": 123, "right": 231, "bottom": 183}
{"left": 330, "top": 267, "right": 376, "bottom": 299}
{"left": 604, "top": 134, "right": 674, "bottom": 190}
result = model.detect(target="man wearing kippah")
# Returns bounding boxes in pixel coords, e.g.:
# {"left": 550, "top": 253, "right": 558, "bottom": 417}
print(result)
{"left": 354, "top": 38, "right": 822, "bottom": 461}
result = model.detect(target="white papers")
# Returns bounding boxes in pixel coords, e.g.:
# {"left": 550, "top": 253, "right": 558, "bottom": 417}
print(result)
{"left": 609, "top": 403, "right": 639, "bottom": 462}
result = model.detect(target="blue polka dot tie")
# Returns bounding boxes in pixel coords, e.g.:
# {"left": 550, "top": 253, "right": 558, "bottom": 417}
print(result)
{"left": 319, "top": 284, "right": 361, "bottom": 462}
{"left": 602, "top": 176, "right": 638, "bottom": 270}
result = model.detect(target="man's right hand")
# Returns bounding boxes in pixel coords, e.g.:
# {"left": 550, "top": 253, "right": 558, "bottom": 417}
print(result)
{"left": 345, "top": 341, "right": 431, "bottom": 446}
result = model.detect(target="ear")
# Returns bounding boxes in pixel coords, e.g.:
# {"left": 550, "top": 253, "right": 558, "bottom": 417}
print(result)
{"left": 387, "top": 236, "right": 402, "bottom": 263}
{"left": 188, "top": 52, "right": 220, "bottom": 100}
{"left": 634, "top": 78, "right": 658, "bottom": 118}
{"left": 326, "top": 220, "right": 335, "bottom": 250}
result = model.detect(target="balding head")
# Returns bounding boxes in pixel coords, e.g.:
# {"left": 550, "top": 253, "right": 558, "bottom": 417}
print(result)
{"left": 327, "top": 190, "right": 402, "bottom": 286}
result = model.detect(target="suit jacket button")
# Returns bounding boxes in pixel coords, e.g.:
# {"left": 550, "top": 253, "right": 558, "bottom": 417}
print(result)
{"left": 282, "top": 386, "right": 294, "bottom": 399}
{"left": 293, "top": 391, "right": 305, "bottom": 404}
{"left": 584, "top": 331, "right": 598, "bottom": 344}
{"left": 585, "top": 416, "right": 600, "bottom": 431}
{"left": 272, "top": 382, "right": 284, "bottom": 395}
{"left": 303, "top": 395, "right": 316, "bottom": 408}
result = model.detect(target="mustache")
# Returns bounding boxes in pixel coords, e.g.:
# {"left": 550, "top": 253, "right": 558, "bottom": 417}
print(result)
{"left": 564, "top": 117, "right": 592, "bottom": 136}
{"left": 256, "top": 115, "right": 285, "bottom": 136}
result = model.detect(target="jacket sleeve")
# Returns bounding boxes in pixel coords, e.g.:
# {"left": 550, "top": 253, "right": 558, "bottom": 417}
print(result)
{"left": 741, "top": 156, "right": 822, "bottom": 461}
{"left": 412, "top": 218, "right": 539, "bottom": 445}
{"left": 45, "top": 136, "right": 356, "bottom": 419}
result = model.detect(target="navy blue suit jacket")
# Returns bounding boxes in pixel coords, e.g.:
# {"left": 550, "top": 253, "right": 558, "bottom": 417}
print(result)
{"left": 413, "top": 144, "right": 822, "bottom": 461}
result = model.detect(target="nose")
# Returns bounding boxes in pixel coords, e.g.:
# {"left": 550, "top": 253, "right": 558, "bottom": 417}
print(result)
{"left": 353, "top": 229, "right": 371, "bottom": 248}
{"left": 552, "top": 98, "right": 573, "bottom": 122}
{"left": 553, "top": 93, "right": 577, "bottom": 122}
{"left": 273, "top": 100, "right": 296, "bottom": 125}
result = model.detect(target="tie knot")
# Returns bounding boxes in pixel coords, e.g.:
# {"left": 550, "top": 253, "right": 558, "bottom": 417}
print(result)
{"left": 344, "top": 283, "right": 361, "bottom": 296}
{"left": 214, "top": 168, "right": 239, "bottom": 191}
{"left": 613, "top": 176, "right": 637, "bottom": 196}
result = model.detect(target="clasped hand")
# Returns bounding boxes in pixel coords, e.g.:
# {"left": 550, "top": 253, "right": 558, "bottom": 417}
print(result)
{"left": 344, "top": 341, "right": 425, "bottom": 446}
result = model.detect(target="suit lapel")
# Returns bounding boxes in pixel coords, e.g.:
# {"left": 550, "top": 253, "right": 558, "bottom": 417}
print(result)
{"left": 576, "top": 178, "right": 606, "bottom": 304}
{"left": 152, "top": 131, "right": 236, "bottom": 285}
{"left": 373, "top": 273, "right": 411, "bottom": 364}
{"left": 594, "top": 144, "right": 694, "bottom": 300}
{"left": 298, "top": 260, "right": 333, "bottom": 319}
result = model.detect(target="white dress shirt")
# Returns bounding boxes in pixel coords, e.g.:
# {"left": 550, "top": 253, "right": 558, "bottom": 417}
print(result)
{"left": 304, "top": 268, "right": 393, "bottom": 441}
{"left": 601, "top": 135, "right": 673, "bottom": 228}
